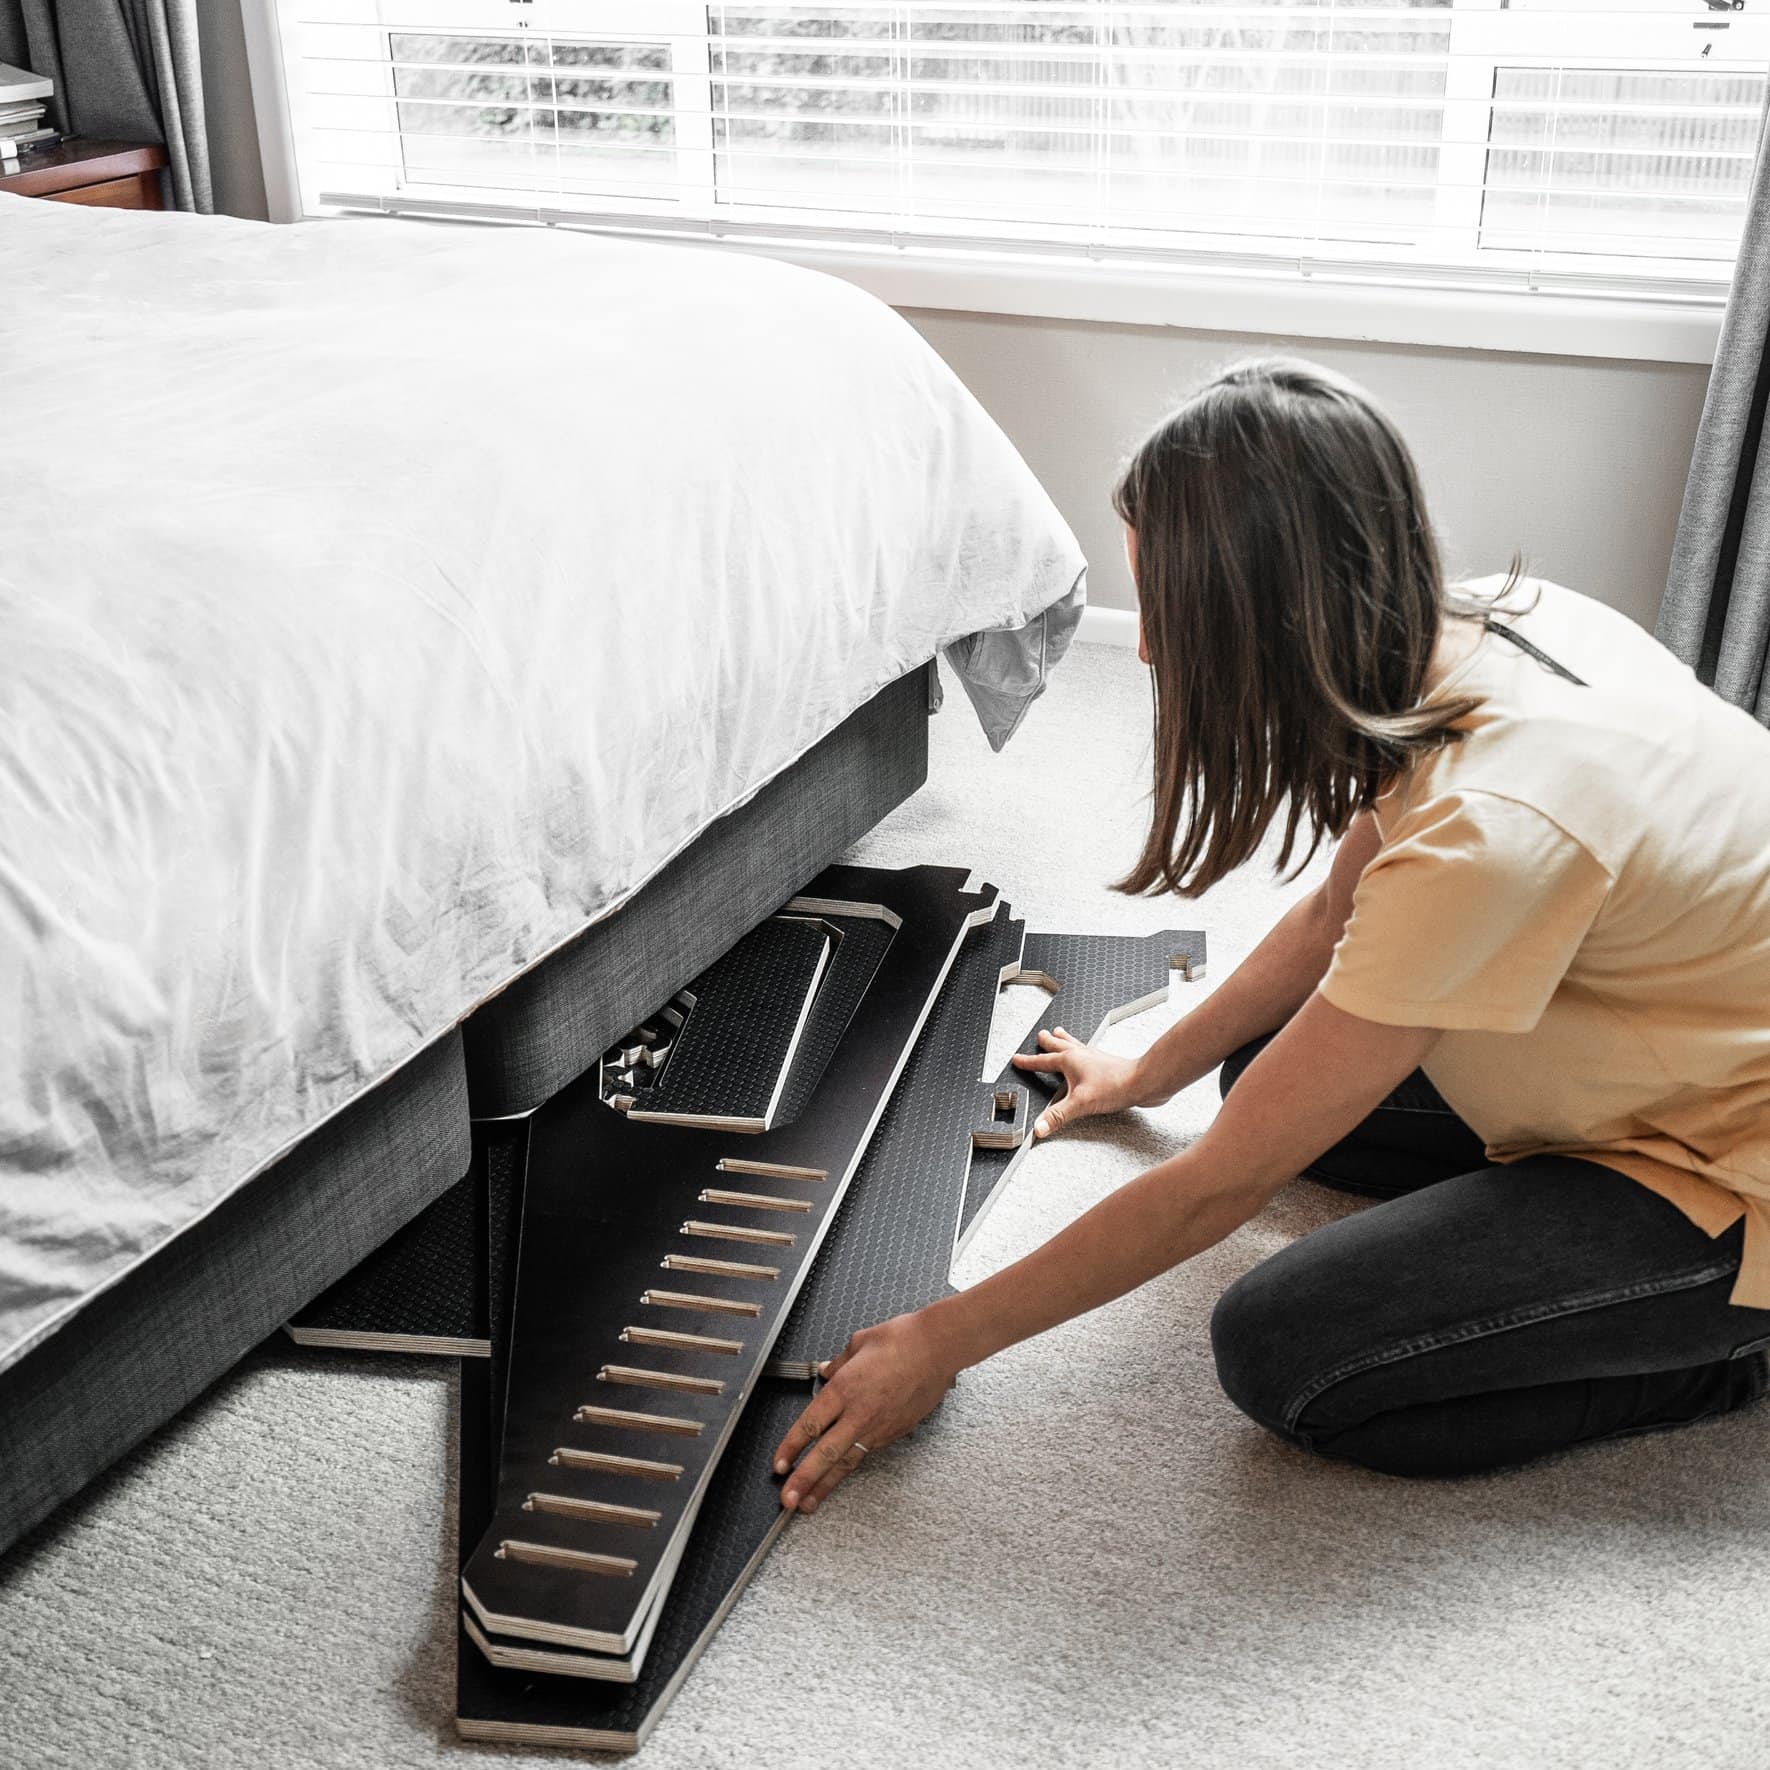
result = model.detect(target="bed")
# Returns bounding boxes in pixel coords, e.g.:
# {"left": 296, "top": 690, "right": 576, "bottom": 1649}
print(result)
{"left": 0, "top": 195, "right": 1084, "bottom": 1552}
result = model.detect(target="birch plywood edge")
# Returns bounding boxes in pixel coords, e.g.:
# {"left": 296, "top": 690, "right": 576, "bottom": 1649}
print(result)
{"left": 461, "top": 866, "right": 997, "bottom": 1670}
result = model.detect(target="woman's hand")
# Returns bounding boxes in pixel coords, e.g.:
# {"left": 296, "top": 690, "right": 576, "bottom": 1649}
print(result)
{"left": 772, "top": 1311, "right": 959, "bottom": 1514}
{"left": 1010, "top": 1027, "right": 1146, "bottom": 1140}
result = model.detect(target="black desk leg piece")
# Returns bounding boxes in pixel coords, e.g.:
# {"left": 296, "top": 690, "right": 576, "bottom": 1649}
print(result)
{"left": 768, "top": 901, "right": 1025, "bottom": 1379}
{"left": 956, "top": 926, "right": 1207, "bottom": 1257}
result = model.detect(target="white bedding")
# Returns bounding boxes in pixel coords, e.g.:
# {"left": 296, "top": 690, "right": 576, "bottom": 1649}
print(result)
{"left": 0, "top": 197, "right": 1084, "bottom": 1376}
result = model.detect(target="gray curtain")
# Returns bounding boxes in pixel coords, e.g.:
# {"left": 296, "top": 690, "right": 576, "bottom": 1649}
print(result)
{"left": 1660, "top": 98, "right": 1770, "bottom": 724}
{"left": 0, "top": 0, "right": 211, "bottom": 212}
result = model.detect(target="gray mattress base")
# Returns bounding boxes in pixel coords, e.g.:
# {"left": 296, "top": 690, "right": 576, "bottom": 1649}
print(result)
{"left": 0, "top": 671, "right": 929, "bottom": 1557}
{"left": 0, "top": 1031, "right": 472, "bottom": 1552}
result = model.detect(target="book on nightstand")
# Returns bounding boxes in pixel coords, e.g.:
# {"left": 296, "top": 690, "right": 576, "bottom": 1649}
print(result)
{"left": 0, "top": 62, "right": 56, "bottom": 161}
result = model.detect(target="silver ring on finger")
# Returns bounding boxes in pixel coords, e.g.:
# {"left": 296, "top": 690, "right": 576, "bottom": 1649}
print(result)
{"left": 849, "top": 1441, "right": 869, "bottom": 1459}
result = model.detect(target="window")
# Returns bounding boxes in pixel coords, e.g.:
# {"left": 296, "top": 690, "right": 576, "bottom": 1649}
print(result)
{"left": 257, "top": 1, "right": 1769, "bottom": 299}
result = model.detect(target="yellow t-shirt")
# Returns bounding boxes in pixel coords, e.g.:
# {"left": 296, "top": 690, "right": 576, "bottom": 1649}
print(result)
{"left": 1320, "top": 579, "right": 1770, "bottom": 1308}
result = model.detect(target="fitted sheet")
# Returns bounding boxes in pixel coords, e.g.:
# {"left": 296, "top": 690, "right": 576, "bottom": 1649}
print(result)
{"left": 0, "top": 196, "right": 1085, "bottom": 1376}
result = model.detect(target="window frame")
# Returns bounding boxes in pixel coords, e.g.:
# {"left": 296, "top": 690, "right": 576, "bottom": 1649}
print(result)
{"left": 242, "top": 0, "right": 1760, "bottom": 366}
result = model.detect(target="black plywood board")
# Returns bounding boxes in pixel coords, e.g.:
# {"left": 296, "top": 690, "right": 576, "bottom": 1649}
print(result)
{"left": 767, "top": 903, "right": 1024, "bottom": 1379}
{"left": 486, "top": 1120, "right": 531, "bottom": 1469}
{"left": 285, "top": 1142, "right": 489, "bottom": 1357}
{"left": 772, "top": 912, "right": 896, "bottom": 1124}
{"left": 284, "top": 1120, "right": 527, "bottom": 1359}
{"left": 462, "top": 865, "right": 994, "bottom": 1663}
{"left": 628, "top": 915, "right": 833, "bottom": 1130}
{"left": 277, "top": 912, "right": 889, "bottom": 1366}
{"left": 455, "top": 1359, "right": 803, "bottom": 1753}
{"left": 956, "top": 926, "right": 1207, "bottom": 1256}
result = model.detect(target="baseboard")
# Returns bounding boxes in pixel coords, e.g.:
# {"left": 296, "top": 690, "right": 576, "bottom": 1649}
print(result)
{"left": 1077, "top": 605, "right": 1139, "bottom": 648}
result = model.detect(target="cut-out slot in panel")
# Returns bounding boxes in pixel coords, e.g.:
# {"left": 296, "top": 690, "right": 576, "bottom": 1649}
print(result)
{"left": 496, "top": 1541, "right": 636, "bottom": 1578}
{"left": 979, "top": 977, "right": 1059, "bottom": 1081}
{"left": 524, "top": 1494, "right": 662, "bottom": 1529}
{"left": 620, "top": 1325, "right": 744, "bottom": 1356}
{"left": 660, "top": 1254, "right": 779, "bottom": 1280}
{"left": 596, "top": 1365, "right": 725, "bottom": 1398}
{"left": 971, "top": 1083, "right": 1030, "bottom": 1152}
{"left": 697, "top": 1189, "right": 811, "bottom": 1214}
{"left": 639, "top": 1288, "right": 762, "bottom": 1318}
{"left": 679, "top": 1221, "right": 796, "bottom": 1249}
{"left": 714, "top": 1158, "right": 827, "bottom": 1182}
{"left": 548, "top": 1447, "right": 683, "bottom": 1481}
{"left": 572, "top": 1404, "right": 703, "bottom": 1438}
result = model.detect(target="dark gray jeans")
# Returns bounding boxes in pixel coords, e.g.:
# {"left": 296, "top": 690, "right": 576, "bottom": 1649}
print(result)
{"left": 1211, "top": 1039, "right": 1770, "bottom": 1477}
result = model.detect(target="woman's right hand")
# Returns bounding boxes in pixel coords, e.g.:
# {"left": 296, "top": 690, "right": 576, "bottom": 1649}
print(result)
{"left": 1010, "top": 1028, "right": 1146, "bottom": 1140}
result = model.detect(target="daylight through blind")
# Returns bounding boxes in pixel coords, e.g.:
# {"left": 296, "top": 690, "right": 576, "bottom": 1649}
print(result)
{"left": 277, "top": 0, "right": 1770, "bottom": 292}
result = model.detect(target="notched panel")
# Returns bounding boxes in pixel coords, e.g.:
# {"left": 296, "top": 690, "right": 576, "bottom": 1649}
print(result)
{"left": 461, "top": 865, "right": 994, "bottom": 1671}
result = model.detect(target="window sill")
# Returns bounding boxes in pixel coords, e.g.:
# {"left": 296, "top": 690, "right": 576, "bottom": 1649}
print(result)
{"left": 710, "top": 239, "right": 1725, "bottom": 367}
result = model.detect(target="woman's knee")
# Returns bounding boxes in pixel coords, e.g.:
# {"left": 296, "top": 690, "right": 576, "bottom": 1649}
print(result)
{"left": 1209, "top": 1258, "right": 1309, "bottom": 1439}
{"left": 1212, "top": 1268, "right": 1446, "bottom": 1476}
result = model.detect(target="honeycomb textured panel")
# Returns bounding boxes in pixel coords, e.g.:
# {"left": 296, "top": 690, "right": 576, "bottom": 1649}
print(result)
{"left": 769, "top": 904, "right": 1024, "bottom": 1377}
{"left": 629, "top": 916, "right": 831, "bottom": 1128}
{"left": 958, "top": 927, "right": 1207, "bottom": 1251}
{"left": 286, "top": 1146, "right": 488, "bottom": 1355}
{"left": 285, "top": 1120, "right": 529, "bottom": 1358}
{"left": 485, "top": 1120, "right": 531, "bottom": 1453}
{"left": 773, "top": 915, "right": 896, "bottom": 1124}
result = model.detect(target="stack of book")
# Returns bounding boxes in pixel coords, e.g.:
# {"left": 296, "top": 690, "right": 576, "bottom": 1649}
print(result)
{"left": 0, "top": 62, "right": 57, "bottom": 158}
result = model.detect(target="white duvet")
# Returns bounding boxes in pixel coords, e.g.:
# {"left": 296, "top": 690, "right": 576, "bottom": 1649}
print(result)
{"left": 0, "top": 196, "right": 1084, "bottom": 1376}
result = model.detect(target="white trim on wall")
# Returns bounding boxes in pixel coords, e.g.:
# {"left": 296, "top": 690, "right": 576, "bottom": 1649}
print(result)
{"left": 731, "top": 242, "right": 1725, "bottom": 369}
{"left": 1077, "top": 606, "right": 1140, "bottom": 649}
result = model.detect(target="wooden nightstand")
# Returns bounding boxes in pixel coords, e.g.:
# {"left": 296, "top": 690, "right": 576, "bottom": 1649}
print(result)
{"left": 0, "top": 138, "right": 168, "bottom": 210}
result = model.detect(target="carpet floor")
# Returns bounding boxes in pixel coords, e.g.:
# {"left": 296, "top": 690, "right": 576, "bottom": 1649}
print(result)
{"left": 4, "top": 642, "right": 1768, "bottom": 1770}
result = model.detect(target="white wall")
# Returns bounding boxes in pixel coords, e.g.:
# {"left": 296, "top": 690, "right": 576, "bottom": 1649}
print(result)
{"left": 902, "top": 310, "right": 1709, "bottom": 627}
{"left": 197, "top": 2, "right": 1707, "bottom": 632}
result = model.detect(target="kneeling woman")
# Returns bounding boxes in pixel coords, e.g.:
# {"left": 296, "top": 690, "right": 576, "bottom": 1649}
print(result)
{"left": 775, "top": 357, "right": 1770, "bottom": 1506}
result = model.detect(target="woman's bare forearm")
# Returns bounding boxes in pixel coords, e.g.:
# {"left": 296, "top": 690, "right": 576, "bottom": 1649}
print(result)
{"left": 921, "top": 1147, "right": 1259, "bottom": 1368}
{"left": 923, "top": 995, "right": 1437, "bottom": 1375}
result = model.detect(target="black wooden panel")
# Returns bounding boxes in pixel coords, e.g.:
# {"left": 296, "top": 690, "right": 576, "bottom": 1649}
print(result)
{"left": 286, "top": 1118, "right": 529, "bottom": 1358}
{"left": 286, "top": 1159, "right": 487, "bottom": 1355}
{"left": 768, "top": 902, "right": 1024, "bottom": 1378}
{"left": 455, "top": 1358, "right": 803, "bottom": 1752}
{"left": 771, "top": 913, "right": 896, "bottom": 1124}
{"left": 956, "top": 926, "right": 1207, "bottom": 1254}
{"left": 627, "top": 916, "right": 832, "bottom": 1130}
{"left": 461, "top": 865, "right": 994, "bottom": 1662}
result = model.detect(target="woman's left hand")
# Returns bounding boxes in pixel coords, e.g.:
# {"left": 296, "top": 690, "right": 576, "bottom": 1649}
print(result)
{"left": 771, "top": 1310, "right": 959, "bottom": 1513}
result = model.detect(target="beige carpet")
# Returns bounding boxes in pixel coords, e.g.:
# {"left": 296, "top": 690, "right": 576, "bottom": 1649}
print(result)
{"left": 4, "top": 642, "right": 1767, "bottom": 1770}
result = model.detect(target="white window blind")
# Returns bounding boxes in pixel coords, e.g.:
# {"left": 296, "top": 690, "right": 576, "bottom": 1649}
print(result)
{"left": 261, "top": 0, "right": 1770, "bottom": 297}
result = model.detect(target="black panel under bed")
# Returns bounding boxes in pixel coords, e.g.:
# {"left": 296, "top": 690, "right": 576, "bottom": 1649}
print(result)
{"left": 277, "top": 861, "right": 1206, "bottom": 1750}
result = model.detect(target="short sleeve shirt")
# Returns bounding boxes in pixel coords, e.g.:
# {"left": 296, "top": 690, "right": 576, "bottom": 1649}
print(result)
{"left": 1319, "top": 581, "right": 1770, "bottom": 1308}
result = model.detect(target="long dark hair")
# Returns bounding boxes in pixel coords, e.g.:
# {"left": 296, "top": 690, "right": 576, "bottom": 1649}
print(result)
{"left": 1112, "top": 356, "right": 1485, "bottom": 899}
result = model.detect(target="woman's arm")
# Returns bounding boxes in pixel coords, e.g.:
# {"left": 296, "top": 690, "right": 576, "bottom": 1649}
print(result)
{"left": 1015, "top": 812, "right": 1383, "bottom": 1137}
{"left": 772, "top": 990, "right": 1438, "bottom": 1511}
